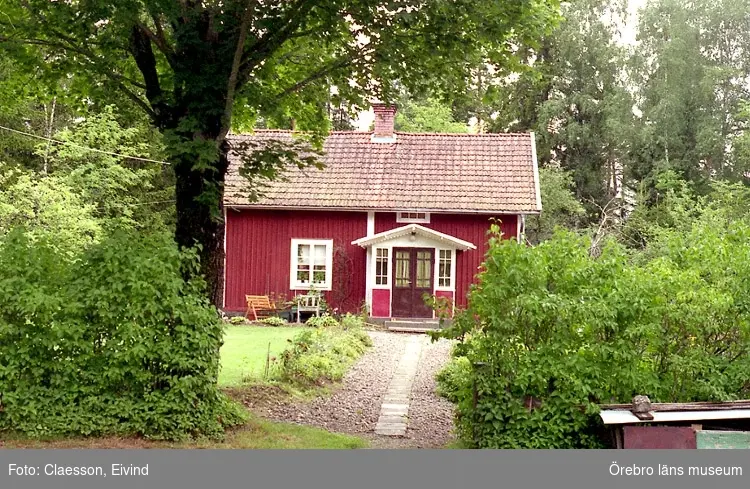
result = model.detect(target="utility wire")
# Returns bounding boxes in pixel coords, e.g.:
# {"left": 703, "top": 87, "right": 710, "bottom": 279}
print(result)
{"left": 0, "top": 124, "right": 171, "bottom": 165}
{"left": 124, "top": 199, "right": 176, "bottom": 207}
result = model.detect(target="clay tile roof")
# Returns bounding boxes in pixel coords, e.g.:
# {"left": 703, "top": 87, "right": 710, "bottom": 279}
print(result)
{"left": 224, "top": 130, "right": 542, "bottom": 214}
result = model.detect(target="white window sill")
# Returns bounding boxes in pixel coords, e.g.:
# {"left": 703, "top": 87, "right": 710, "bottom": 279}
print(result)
{"left": 291, "top": 284, "right": 332, "bottom": 292}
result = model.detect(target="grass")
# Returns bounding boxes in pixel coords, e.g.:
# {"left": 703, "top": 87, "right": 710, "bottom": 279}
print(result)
{"left": 443, "top": 438, "right": 468, "bottom": 449}
{"left": 0, "top": 416, "right": 368, "bottom": 449}
{"left": 219, "top": 324, "right": 305, "bottom": 386}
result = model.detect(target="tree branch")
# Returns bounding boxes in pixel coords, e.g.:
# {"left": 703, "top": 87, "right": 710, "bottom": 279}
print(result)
{"left": 128, "top": 25, "right": 170, "bottom": 124}
{"left": 237, "top": 0, "right": 317, "bottom": 82}
{"left": 1, "top": 34, "right": 151, "bottom": 100}
{"left": 219, "top": 2, "right": 255, "bottom": 143}
{"left": 267, "top": 56, "right": 353, "bottom": 104}
{"left": 109, "top": 79, "right": 158, "bottom": 119}
{"left": 136, "top": 20, "right": 176, "bottom": 68}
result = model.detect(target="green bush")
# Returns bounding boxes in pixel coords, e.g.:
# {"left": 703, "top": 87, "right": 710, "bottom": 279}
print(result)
{"left": 0, "top": 229, "right": 246, "bottom": 440}
{"left": 435, "top": 356, "right": 472, "bottom": 404}
{"left": 278, "top": 325, "right": 371, "bottom": 386}
{"left": 438, "top": 220, "right": 750, "bottom": 448}
{"left": 258, "top": 316, "right": 287, "bottom": 327}
{"left": 339, "top": 313, "right": 364, "bottom": 330}
{"left": 306, "top": 313, "right": 339, "bottom": 328}
{"left": 229, "top": 316, "right": 247, "bottom": 325}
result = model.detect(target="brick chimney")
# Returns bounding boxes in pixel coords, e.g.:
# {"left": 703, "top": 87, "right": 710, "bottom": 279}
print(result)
{"left": 372, "top": 103, "right": 397, "bottom": 139}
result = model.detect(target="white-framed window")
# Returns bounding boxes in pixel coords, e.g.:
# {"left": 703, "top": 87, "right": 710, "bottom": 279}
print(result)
{"left": 290, "top": 239, "right": 333, "bottom": 290}
{"left": 375, "top": 247, "right": 389, "bottom": 286}
{"left": 438, "top": 249, "right": 452, "bottom": 288}
{"left": 396, "top": 211, "right": 430, "bottom": 223}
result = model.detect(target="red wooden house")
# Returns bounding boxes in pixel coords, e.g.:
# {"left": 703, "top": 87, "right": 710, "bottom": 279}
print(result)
{"left": 222, "top": 105, "right": 542, "bottom": 320}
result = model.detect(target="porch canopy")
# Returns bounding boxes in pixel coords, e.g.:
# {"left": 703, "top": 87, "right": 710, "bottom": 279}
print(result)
{"left": 351, "top": 223, "right": 477, "bottom": 250}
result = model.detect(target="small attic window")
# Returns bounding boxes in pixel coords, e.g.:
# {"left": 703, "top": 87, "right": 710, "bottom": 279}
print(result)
{"left": 396, "top": 212, "right": 430, "bottom": 223}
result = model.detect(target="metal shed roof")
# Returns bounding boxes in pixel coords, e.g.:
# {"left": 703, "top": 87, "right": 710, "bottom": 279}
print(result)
{"left": 600, "top": 409, "right": 750, "bottom": 425}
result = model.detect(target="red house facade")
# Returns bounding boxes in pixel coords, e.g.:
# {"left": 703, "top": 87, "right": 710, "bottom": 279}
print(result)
{"left": 222, "top": 105, "right": 542, "bottom": 319}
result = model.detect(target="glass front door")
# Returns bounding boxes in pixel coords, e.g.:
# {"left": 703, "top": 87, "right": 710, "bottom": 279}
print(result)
{"left": 391, "top": 247, "right": 434, "bottom": 318}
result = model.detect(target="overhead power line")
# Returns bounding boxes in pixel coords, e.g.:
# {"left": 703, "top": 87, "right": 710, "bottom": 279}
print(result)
{"left": 125, "top": 199, "right": 176, "bottom": 207}
{"left": 0, "top": 124, "right": 171, "bottom": 165}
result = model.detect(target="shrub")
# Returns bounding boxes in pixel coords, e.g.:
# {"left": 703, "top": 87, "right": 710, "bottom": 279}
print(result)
{"left": 258, "top": 316, "right": 287, "bottom": 327}
{"left": 339, "top": 313, "right": 364, "bottom": 330}
{"left": 306, "top": 313, "right": 339, "bottom": 328}
{"left": 278, "top": 324, "right": 371, "bottom": 386}
{"left": 435, "top": 356, "right": 472, "bottom": 403}
{"left": 0, "top": 229, "right": 246, "bottom": 440}
{"left": 437, "top": 221, "right": 750, "bottom": 448}
{"left": 229, "top": 316, "right": 247, "bottom": 325}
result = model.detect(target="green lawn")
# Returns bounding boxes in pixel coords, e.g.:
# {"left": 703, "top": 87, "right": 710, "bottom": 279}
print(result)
{"left": 219, "top": 325, "right": 305, "bottom": 386}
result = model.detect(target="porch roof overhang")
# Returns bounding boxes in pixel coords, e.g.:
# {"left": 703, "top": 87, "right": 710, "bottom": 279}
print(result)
{"left": 351, "top": 223, "right": 477, "bottom": 251}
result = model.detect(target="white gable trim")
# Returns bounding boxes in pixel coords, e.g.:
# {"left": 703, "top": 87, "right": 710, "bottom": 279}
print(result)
{"left": 367, "top": 212, "right": 375, "bottom": 236}
{"left": 530, "top": 132, "right": 543, "bottom": 212}
{"left": 352, "top": 224, "right": 476, "bottom": 250}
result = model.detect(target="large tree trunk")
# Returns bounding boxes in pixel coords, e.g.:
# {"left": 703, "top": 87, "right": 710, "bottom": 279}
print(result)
{"left": 173, "top": 136, "right": 230, "bottom": 309}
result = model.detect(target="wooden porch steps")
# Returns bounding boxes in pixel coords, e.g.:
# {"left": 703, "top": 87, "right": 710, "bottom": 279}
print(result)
{"left": 385, "top": 319, "right": 445, "bottom": 333}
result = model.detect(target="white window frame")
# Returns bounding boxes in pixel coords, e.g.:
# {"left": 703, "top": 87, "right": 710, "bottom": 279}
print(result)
{"left": 437, "top": 249, "right": 452, "bottom": 289}
{"left": 289, "top": 239, "right": 334, "bottom": 291}
{"left": 434, "top": 248, "right": 455, "bottom": 292}
{"left": 396, "top": 211, "right": 431, "bottom": 224}
{"left": 374, "top": 247, "right": 390, "bottom": 286}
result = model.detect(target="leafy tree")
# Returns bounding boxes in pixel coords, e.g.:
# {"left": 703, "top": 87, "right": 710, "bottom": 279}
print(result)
{"left": 524, "top": 166, "right": 585, "bottom": 244}
{"left": 47, "top": 106, "right": 174, "bottom": 232}
{"left": 1, "top": 0, "right": 560, "bottom": 306}
{"left": 394, "top": 97, "right": 467, "bottom": 133}
{"left": 0, "top": 169, "right": 101, "bottom": 257}
{"left": 0, "top": 51, "right": 75, "bottom": 173}
{"left": 632, "top": 0, "right": 750, "bottom": 191}
{"left": 457, "top": 0, "right": 634, "bottom": 221}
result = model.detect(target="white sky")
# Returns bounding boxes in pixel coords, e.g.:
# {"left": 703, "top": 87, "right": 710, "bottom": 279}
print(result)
{"left": 623, "top": 0, "right": 647, "bottom": 45}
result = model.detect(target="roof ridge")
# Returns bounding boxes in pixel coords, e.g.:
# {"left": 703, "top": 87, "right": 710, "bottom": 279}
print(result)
{"left": 395, "top": 131, "right": 530, "bottom": 137}
{"left": 228, "top": 130, "right": 531, "bottom": 137}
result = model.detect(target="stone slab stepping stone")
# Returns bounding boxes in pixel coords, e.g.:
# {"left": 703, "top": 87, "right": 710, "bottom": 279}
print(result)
{"left": 374, "top": 335, "right": 424, "bottom": 436}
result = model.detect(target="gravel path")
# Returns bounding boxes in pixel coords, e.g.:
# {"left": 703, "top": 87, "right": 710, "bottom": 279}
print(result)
{"left": 244, "top": 331, "right": 456, "bottom": 448}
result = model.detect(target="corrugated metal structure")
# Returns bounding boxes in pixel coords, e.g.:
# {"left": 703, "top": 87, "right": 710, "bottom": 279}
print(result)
{"left": 599, "top": 397, "right": 750, "bottom": 449}
{"left": 697, "top": 430, "right": 750, "bottom": 449}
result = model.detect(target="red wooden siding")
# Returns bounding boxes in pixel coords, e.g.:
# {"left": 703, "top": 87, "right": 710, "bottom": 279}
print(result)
{"left": 224, "top": 209, "right": 518, "bottom": 315}
{"left": 224, "top": 209, "right": 367, "bottom": 313}
{"left": 374, "top": 213, "right": 518, "bottom": 308}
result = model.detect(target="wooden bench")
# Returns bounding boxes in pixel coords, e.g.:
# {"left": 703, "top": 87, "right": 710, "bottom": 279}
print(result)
{"left": 245, "top": 295, "right": 277, "bottom": 321}
{"left": 295, "top": 294, "right": 322, "bottom": 323}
